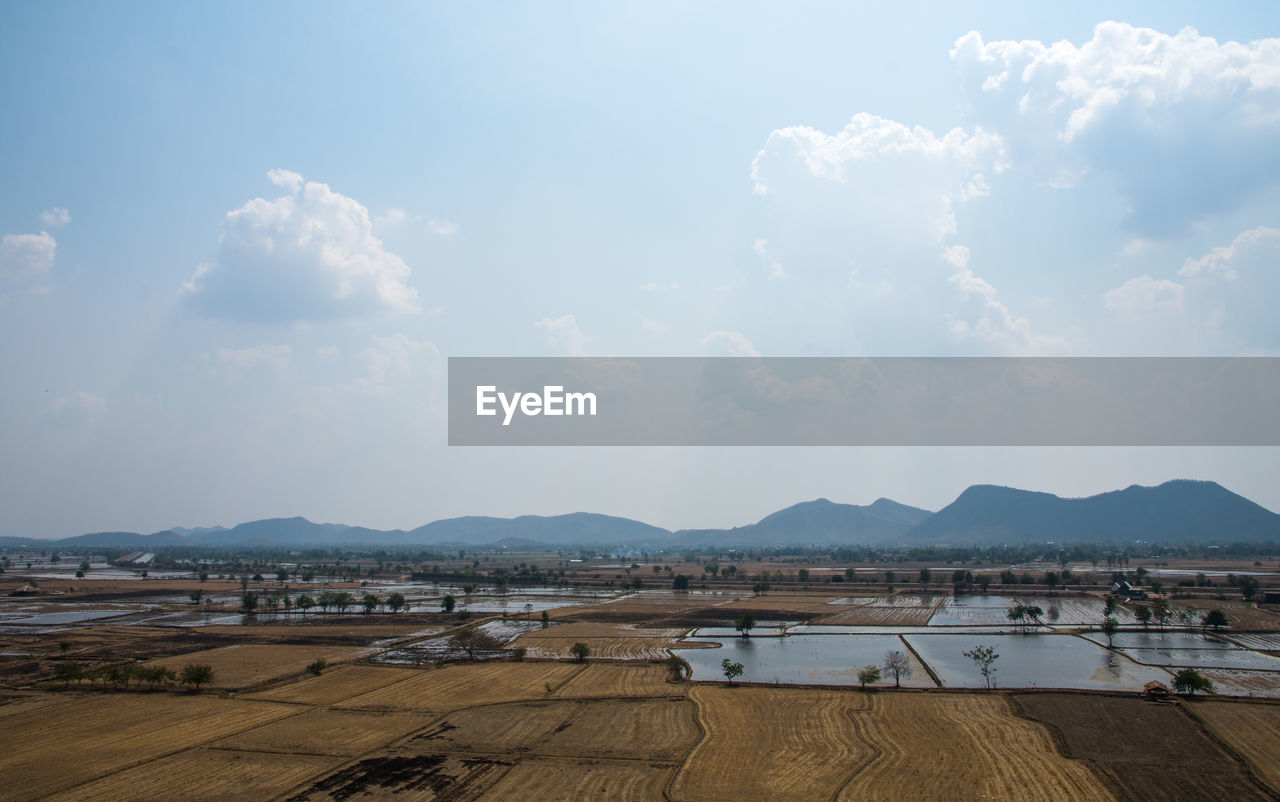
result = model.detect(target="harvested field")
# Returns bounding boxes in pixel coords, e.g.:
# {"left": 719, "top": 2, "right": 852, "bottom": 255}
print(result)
{"left": 337, "top": 661, "right": 585, "bottom": 712}
{"left": 839, "top": 694, "right": 1110, "bottom": 801}
{"left": 144, "top": 644, "right": 369, "bottom": 690}
{"left": 717, "top": 594, "right": 843, "bottom": 612}
{"left": 815, "top": 604, "right": 939, "bottom": 627}
{"left": 245, "top": 664, "right": 420, "bottom": 705}
{"left": 481, "top": 757, "right": 670, "bottom": 800}
{"left": 672, "top": 686, "right": 873, "bottom": 801}
{"left": 214, "top": 708, "right": 429, "bottom": 756}
{"left": 1226, "top": 633, "right": 1280, "bottom": 651}
{"left": 56, "top": 747, "right": 338, "bottom": 802}
{"left": 1191, "top": 702, "right": 1280, "bottom": 794}
{"left": 518, "top": 621, "right": 686, "bottom": 640}
{"left": 414, "top": 697, "right": 697, "bottom": 761}
{"left": 1197, "top": 669, "right": 1280, "bottom": 698}
{"left": 517, "top": 637, "right": 675, "bottom": 660}
{"left": 199, "top": 623, "right": 442, "bottom": 642}
{"left": 1012, "top": 693, "right": 1271, "bottom": 801}
{"left": 0, "top": 693, "right": 296, "bottom": 798}
{"left": 1213, "top": 602, "right": 1280, "bottom": 631}
{"left": 555, "top": 662, "right": 684, "bottom": 698}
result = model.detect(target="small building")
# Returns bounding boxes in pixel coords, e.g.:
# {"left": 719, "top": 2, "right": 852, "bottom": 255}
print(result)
{"left": 1142, "top": 680, "right": 1172, "bottom": 701}
{"left": 1263, "top": 591, "right": 1280, "bottom": 605}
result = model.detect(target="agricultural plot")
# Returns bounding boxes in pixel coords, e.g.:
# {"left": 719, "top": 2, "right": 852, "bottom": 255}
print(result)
{"left": 144, "top": 644, "right": 370, "bottom": 689}
{"left": 244, "top": 664, "right": 421, "bottom": 705}
{"left": 839, "top": 694, "right": 1111, "bottom": 801}
{"left": 336, "top": 661, "right": 585, "bottom": 712}
{"left": 671, "top": 686, "right": 874, "bottom": 801}
{"left": 480, "top": 757, "right": 670, "bottom": 801}
{"left": 287, "top": 752, "right": 515, "bottom": 800}
{"left": 1191, "top": 702, "right": 1280, "bottom": 794}
{"left": 516, "top": 637, "right": 675, "bottom": 660}
{"left": 817, "top": 604, "right": 939, "bottom": 627}
{"left": 1196, "top": 669, "right": 1280, "bottom": 698}
{"left": 1012, "top": 693, "right": 1271, "bottom": 801}
{"left": 214, "top": 708, "right": 428, "bottom": 756}
{"left": 554, "top": 662, "right": 685, "bottom": 698}
{"left": 1226, "top": 633, "right": 1280, "bottom": 651}
{"left": 930, "top": 595, "right": 1137, "bottom": 627}
{"left": 681, "top": 633, "right": 936, "bottom": 688}
{"left": 1210, "top": 602, "right": 1280, "bottom": 631}
{"left": 717, "top": 594, "right": 843, "bottom": 612}
{"left": 55, "top": 747, "right": 338, "bottom": 802}
{"left": 0, "top": 694, "right": 297, "bottom": 799}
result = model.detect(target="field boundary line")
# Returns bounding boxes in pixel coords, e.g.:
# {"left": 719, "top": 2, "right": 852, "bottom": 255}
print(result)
{"left": 898, "top": 634, "right": 942, "bottom": 687}
{"left": 664, "top": 684, "right": 710, "bottom": 801}
{"left": 1180, "top": 703, "right": 1280, "bottom": 800}
{"left": 1005, "top": 693, "right": 1126, "bottom": 800}
{"left": 828, "top": 690, "right": 881, "bottom": 802}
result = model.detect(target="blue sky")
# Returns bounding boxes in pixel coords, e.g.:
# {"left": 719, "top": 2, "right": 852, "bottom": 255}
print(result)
{"left": 3, "top": 2, "right": 1280, "bottom": 538}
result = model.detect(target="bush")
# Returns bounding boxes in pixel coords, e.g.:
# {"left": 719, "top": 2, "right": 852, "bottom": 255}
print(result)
{"left": 570, "top": 642, "right": 590, "bottom": 662}
{"left": 306, "top": 658, "right": 327, "bottom": 675}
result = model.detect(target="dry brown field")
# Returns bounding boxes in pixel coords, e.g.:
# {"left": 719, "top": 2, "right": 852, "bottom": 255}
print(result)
{"left": 555, "top": 662, "right": 684, "bottom": 698}
{"left": 1189, "top": 701, "right": 1280, "bottom": 793}
{"left": 840, "top": 693, "right": 1111, "bottom": 801}
{"left": 245, "top": 663, "right": 420, "bottom": 705}
{"left": 1011, "top": 693, "right": 1272, "bottom": 801}
{"left": 0, "top": 694, "right": 297, "bottom": 799}
{"left": 214, "top": 707, "right": 429, "bottom": 756}
{"left": 671, "top": 686, "right": 874, "bottom": 801}
{"left": 479, "top": 757, "right": 669, "bottom": 801}
{"left": 518, "top": 637, "right": 676, "bottom": 660}
{"left": 816, "top": 604, "right": 938, "bottom": 626}
{"left": 1197, "top": 668, "right": 1280, "bottom": 698}
{"left": 55, "top": 748, "right": 338, "bottom": 802}
{"left": 336, "top": 661, "right": 585, "bottom": 712}
{"left": 144, "top": 643, "right": 370, "bottom": 690}
{"left": 521, "top": 621, "right": 687, "bottom": 640}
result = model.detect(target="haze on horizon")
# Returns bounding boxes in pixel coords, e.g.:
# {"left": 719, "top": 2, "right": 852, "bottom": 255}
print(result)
{"left": 3, "top": 2, "right": 1280, "bottom": 539}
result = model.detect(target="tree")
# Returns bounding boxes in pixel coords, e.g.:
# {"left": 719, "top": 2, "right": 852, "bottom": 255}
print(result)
{"left": 721, "top": 658, "right": 744, "bottom": 684}
{"left": 1152, "top": 599, "right": 1171, "bottom": 631}
{"left": 798, "top": 568, "right": 810, "bottom": 583}
{"left": 734, "top": 612, "right": 756, "bottom": 639}
{"left": 857, "top": 665, "right": 881, "bottom": 690}
{"left": 442, "top": 594, "right": 456, "bottom": 613}
{"left": 1007, "top": 604, "right": 1027, "bottom": 634}
{"left": 883, "top": 649, "right": 912, "bottom": 688}
{"left": 179, "top": 663, "right": 214, "bottom": 692}
{"left": 751, "top": 581, "right": 768, "bottom": 596}
{"left": 673, "top": 574, "right": 690, "bottom": 590}
{"left": 1133, "top": 605, "right": 1153, "bottom": 630}
{"left": 667, "top": 654, "right": 691, "bottom": 682}
{"left": 1239, "top": 577, "right": 1261, "bottom": 602}
{"left": 1172, "top": 668, "right": 1215, "bottom": 696}
{"left": 1101, "top": 616, "right": 1120, "bottom": 647}
{"left": 449, "top": 628, "right": 503, "bottom": 660}
{"left": 387, "top": 592, "right": 406, "bottom": 613}
{"left": 297, "top": 595, "right": 314, "bottom": 615}
{"left": 306, "top": 658, "right": 327, "bottom": 675}
{"left": 361, "top": 593, "right": 380, "bottom": 614}
{"left": 276, "top": 567, "right": 289, "bottom": 583}
{"left": 540, "top": 609, "right": 550, "bottom": 629}
{"left": 570, "top": 642, "right": 591, "bottom": 662}
{"left": 189, "top": 589, "right": 203, "bottom": 605}
{"left": 1103, "top": 597, "right": 1117, "bottom": 617}
{"left": 919, "top": 567, "right": 932, "bottom": 585}
{"left": 963, "top": 644, "right": 1000, "bottom": 689}
{"left": 333, "top": 592, "right": 353, "bottom": 614}
{"left": 1043, "top": 571, "right": 1059, "bottom": 595}
{"left": 1203, "top": 609, "right": 1229, "bottom": 631}
{"left": 241, "top": 592, "right": 258, "bottom": 613}
{"left": 1023, "top": 605, "right": 1044, "bottom": 627}
{"left": 52, "top": 662, "right": 83, "bottom": 688}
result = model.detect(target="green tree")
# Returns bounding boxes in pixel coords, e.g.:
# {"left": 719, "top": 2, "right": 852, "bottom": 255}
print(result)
{"left": 1043, "top": 571, "right": 1059, "bottom": 595}
{"left": 857, "top": 665, "right": 881, "bottom": 690}
{"left": 1172, "top": 668, "right": 1215, "bottom": 696}
{"left": 919, "top": 567, "right": 932, "bottom": 585}
{"left": 963, "top": 644, "right": 999, "bottom": 689}
{"left": 306, "top": 658, "right": 327, "bottom": 675}
{"left": 387, "top": 592, "right": 406, "bottom": 613}
{"left": 883, "top": 649, "right": 912, "bottom": 688}
{"left": 673, "top": 574, "right": 690, "bottom": 590}
{"left": 1101, "top": 616, "right": 1120, "bottom": 647}
{"left": 1203, "top": 609, "right": 1229, "bottom": 631}
{"left": 442, "top": 594, "right": 457, "bottom": 613}
{"left": 1152, "top": 599, "right": 1171, "bottom": 631}
{"left": 1133, "top": 604, "right": 1153, "bottom": 630}
{"left": 734, "top": 612, "right": 756, "bottom": 639}
{"left": 52, "top": 662, "right": 83, "bottom": 688}
{"left": 333, "top": 592, "right": 354, "bottom": 613}
{"left": 296, "top": 594, "right": 314, "bottom": 615}
{"left": 721, "top": 658, "right": 744, "bottom": 684}
{"left": 189, "top": 589, "right": 203, "bottom": 605}
{"left": 361, "top": 593, "right": 380, "bottom": 614}
{"left": 571, "top": 642, "right": 591, "bottom": 662}
{"left": 798, "top": 568, "right": 810, "bottom": 583}
{"left": 540, "top": 609, "right": 550, "bottom": 629}
{"left": 179, "top": 663, "right": 214, "bottom": 691}
{"left": 241, "top": 592, "right": 258, "bottom": 613}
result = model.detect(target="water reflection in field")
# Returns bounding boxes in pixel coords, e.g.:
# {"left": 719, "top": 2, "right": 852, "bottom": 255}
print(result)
{"left": 681, "top": 634, "right": 934, "bottom": 687}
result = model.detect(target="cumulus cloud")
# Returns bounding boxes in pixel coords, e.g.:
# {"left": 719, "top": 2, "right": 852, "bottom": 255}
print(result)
{"left": 181, "top": 170, "right": 420, "bottom": 322}
{"left": 215, "top": 344, "right": 293, "bottom": 370}
{"left": 0, "top": 231, "right": 56, "bottom": 278}
{"left": 1104, "top": 275, "right": 1186, "bottom": 313}
{"left": 701, "top": 330, "right": 761, "bottom": 357}
{"left": 944, "top": 246, "right": 1065, "bottom": 353}
{"left": 427, "top": 219, "right": 459, "bottom": 236}
{"left": 640, "top": 281, "right": 680, "bottom": 294}
{"left": 315, "top": 345, "right": 341, "bottom": 360}
{"left": 534, "top": 314, "right": 589, "bottom": 356}
{"left": 952, "top": 22, "right": 1280, "bottom": 233}
{"left": 753, "top": 239, "right": 787, "bottom": 280}
{"left": 353, "top": 333, "right": 441, "bottom": 395}
{"left": 39, "top": 207, "right": 71, "bottom": 228}
{"left": 1179, "top": 226, "right": 1280, "bottom": 280}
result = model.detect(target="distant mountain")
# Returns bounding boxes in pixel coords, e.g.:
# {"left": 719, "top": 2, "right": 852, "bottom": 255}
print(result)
{"left": 904, "top": 480, "right": 1280, "bottom": 545}
{"left": 407, "top": 512, "right": 673, "bottom": 547}
{"left": 680, "top": 498, "right": 933, "bottom": 546}
{"left": 57, "top": 530, "right": 190, "bottom": 548}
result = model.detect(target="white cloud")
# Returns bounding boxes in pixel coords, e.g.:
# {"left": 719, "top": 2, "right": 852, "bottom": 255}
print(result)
{"left": 534, "top": 314, "right": 589, "bottom": 356}
{"left": 1, "top": 231, "right": 56, "bottom": 278}
{"left": 752, "top": 239, "right": 787, "bottom": 280}
{"left": 701, "top": 330, "right": 761, "bottom": 357}
{"left": 1179, "top": 226, "right": 1280, "bottom": 280}
{"left": 215, "top": 344, "right": 293, "bottom": 370}
{"left": 39, "top": 207, "right": 71, "bottom": 228}
{"left": 182, "top": 170, "right": 420, "bottom": 322}
{"left": 50, "top": 391, "right": 106, "bottom": 415}
{"left": 952, "top": 22, "right": 1280, "bottom": 232}
{"left": 315, "top": 345, "right": 341, "bottom": 360}
{"left": 1104, "top": 275, "right": 1186, "bottom": 313}
{"left": 640, "top": 281, "right": 680, "bottom": 294}
{"left": 353, "top": 333, "right": 441, "bottom": 395}
{"left": 375, "top": 207, "right": 409, "bottom": 228}
{"left": 427, "top": 219, "right": 459, "bottom": 236}
{"left": 945, "top": 248, "right": 1064, "bottom": 353}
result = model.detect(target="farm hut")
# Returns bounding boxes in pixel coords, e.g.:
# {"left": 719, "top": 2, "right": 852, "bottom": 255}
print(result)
{"left": 1263, "top": 591, "right": 1280, "bottom": 604}
{"left": 1142, "top": 680, "right": 1172, "bottom": 701}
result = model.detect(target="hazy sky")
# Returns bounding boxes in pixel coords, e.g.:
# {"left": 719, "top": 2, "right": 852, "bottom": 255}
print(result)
{"left": 3, "top": 2, "right": 1280, "bottom": 538}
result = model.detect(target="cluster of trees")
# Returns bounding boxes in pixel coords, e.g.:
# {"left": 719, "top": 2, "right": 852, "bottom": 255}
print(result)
{"left": 51, "top": 662, "right": 214, "bottom": 691}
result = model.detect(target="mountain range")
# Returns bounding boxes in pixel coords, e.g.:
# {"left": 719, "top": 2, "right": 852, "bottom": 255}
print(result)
{"left": 4, "top": 480, "right": 1277, "bottom": 550}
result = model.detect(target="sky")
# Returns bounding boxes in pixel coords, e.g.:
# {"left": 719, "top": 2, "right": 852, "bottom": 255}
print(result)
{"left": 3, "top": 1, "right": 1280, "bottom": 538}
